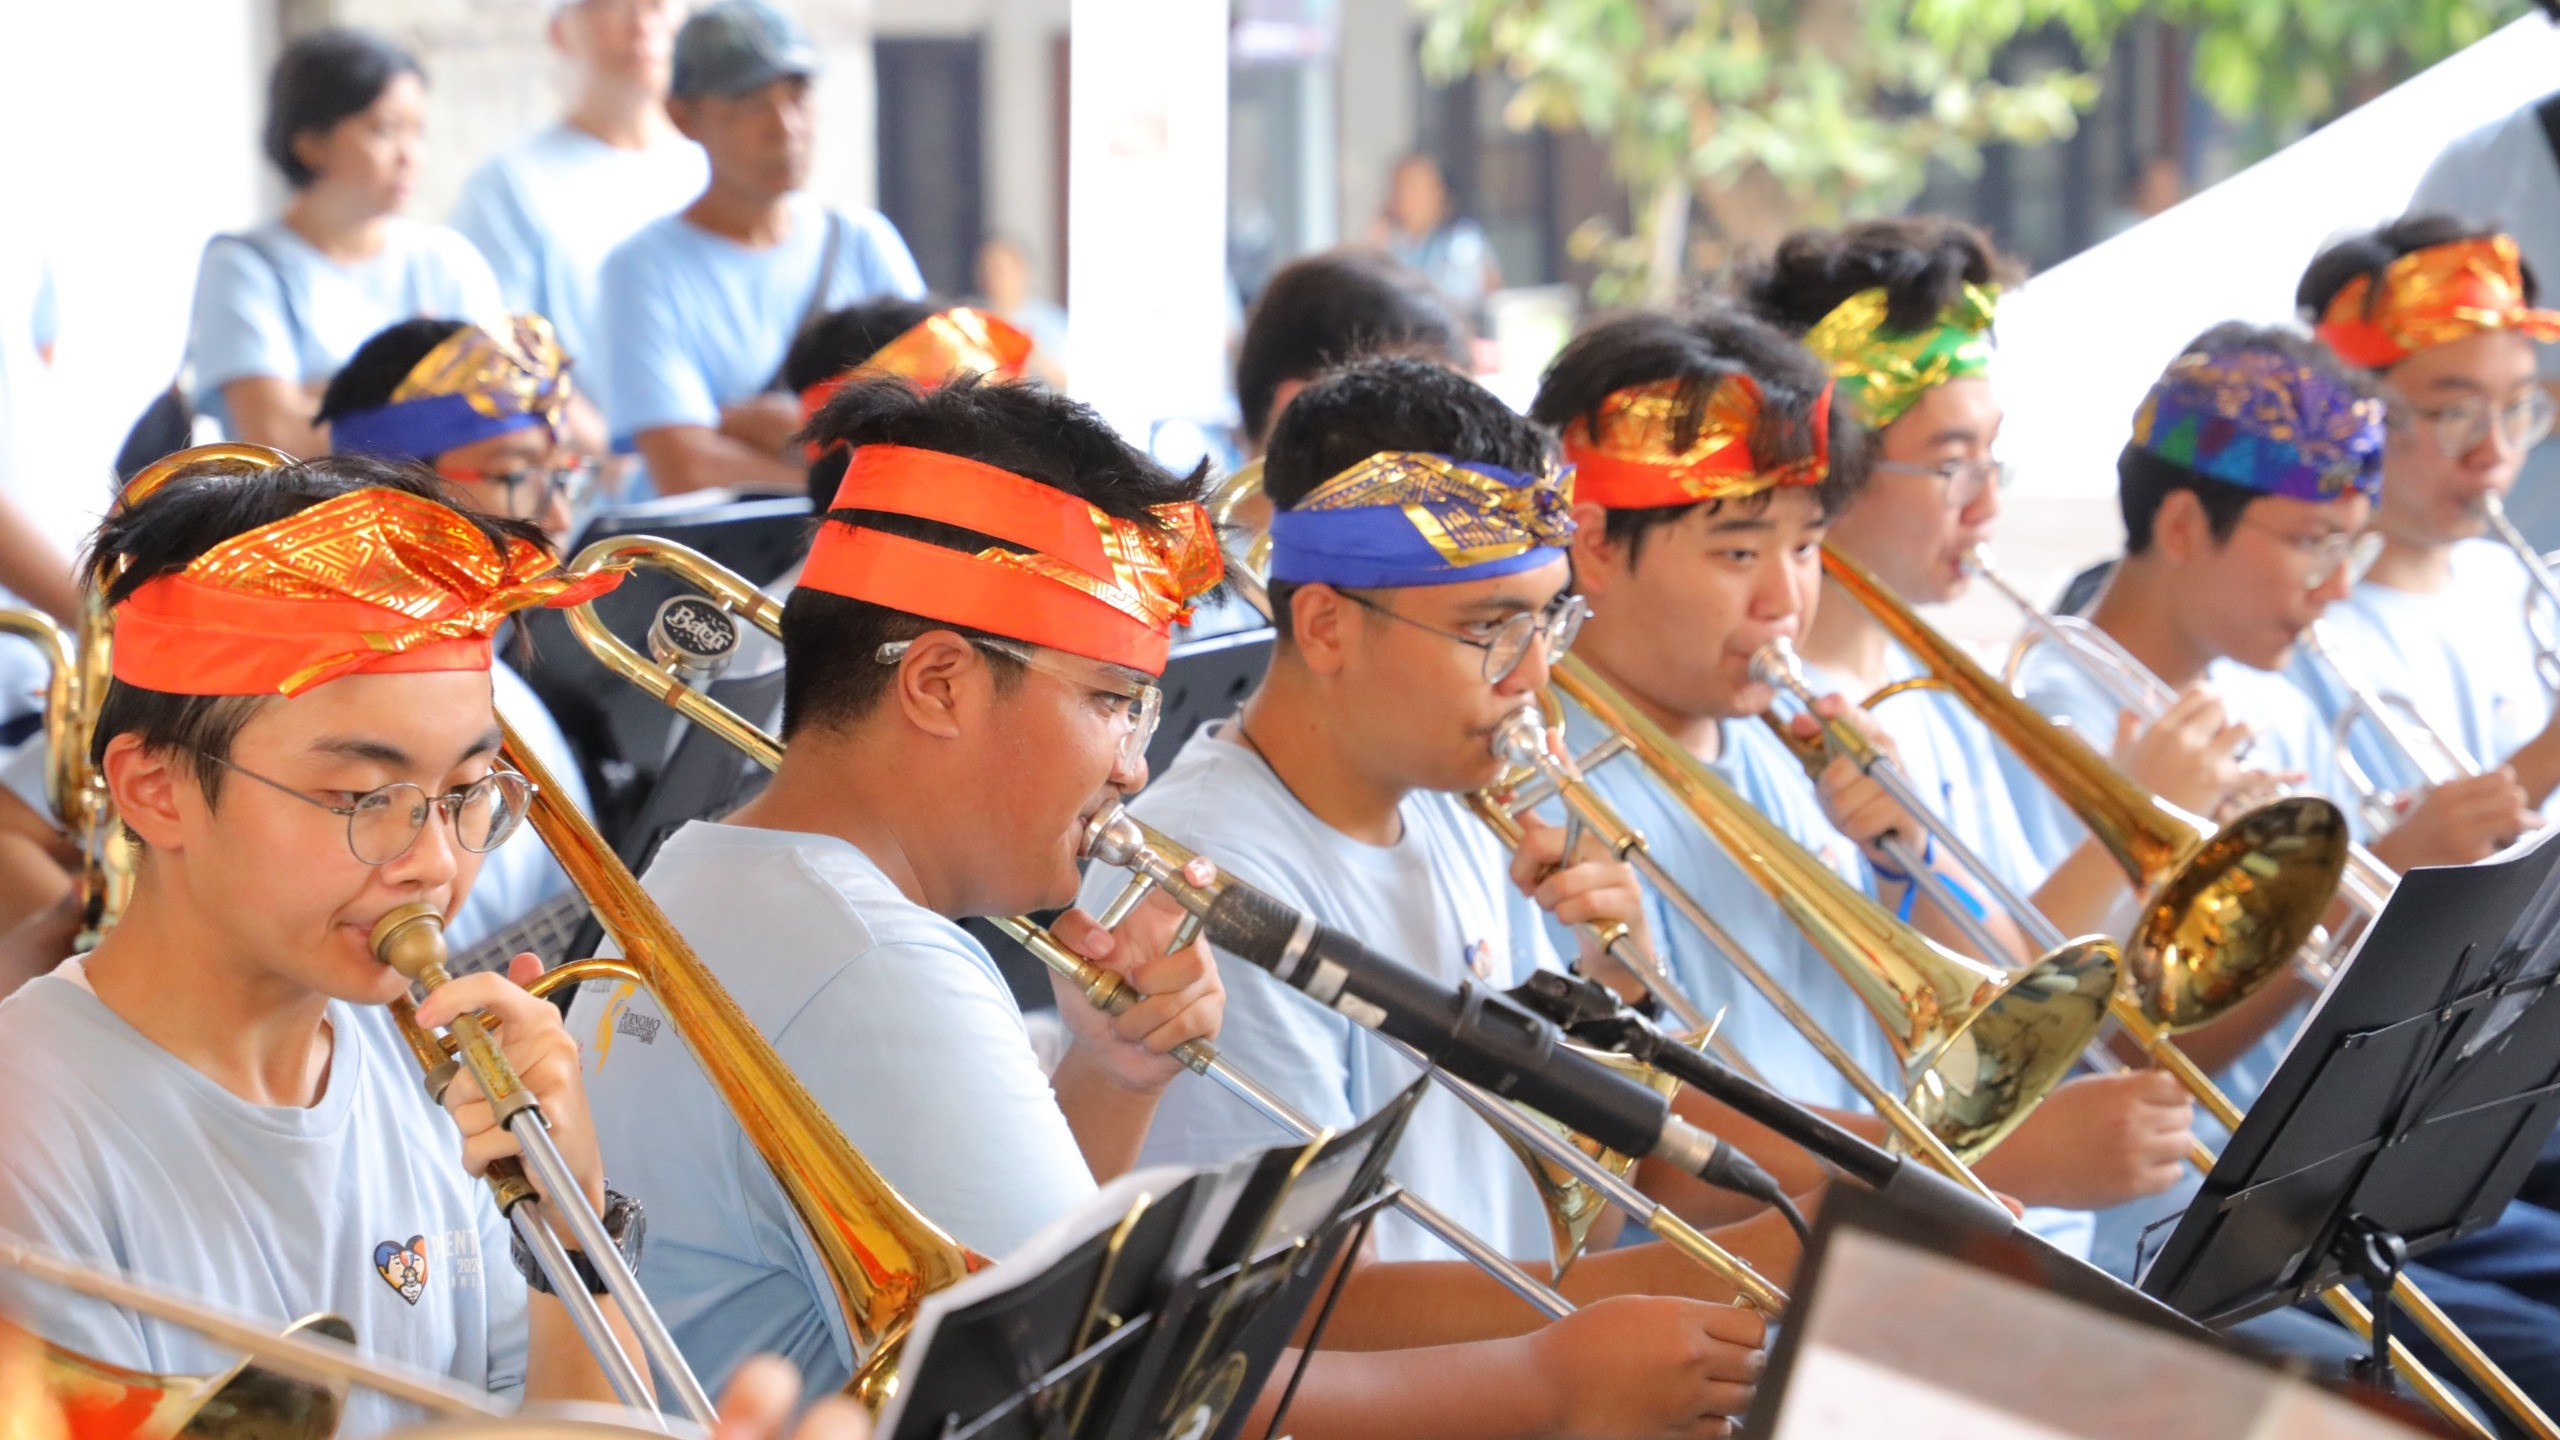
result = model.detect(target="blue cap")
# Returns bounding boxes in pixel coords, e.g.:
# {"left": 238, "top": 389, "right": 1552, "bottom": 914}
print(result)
{"left": 672, "top": 0, "right": 821, "bottom": 100}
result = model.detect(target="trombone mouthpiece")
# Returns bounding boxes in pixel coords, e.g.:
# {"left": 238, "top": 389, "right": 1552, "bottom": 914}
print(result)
{"left": 1749, "top": 638, "right": 1806, "bottom": 691}
{"left": 371, "top": 902, "right": 449, "bottom": 984}
{"left": 1079, "top": 798, "right": 1146, "bottom": 870}
{"left": 1962, "top": 544, "right": 1994, "bottom": 578}
{"left": 1491, "top": 708, "right": 1548, "bottom": 769}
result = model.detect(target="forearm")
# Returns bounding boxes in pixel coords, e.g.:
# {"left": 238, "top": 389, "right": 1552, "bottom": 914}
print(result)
{"left": 1242, "top": 1339, "right": 1560, "bottom": 1440}
{"left": 1048, "top": 1049, "right": 1163, "bottom": 1183}
{"left": 1638, "top": 1089, "right": 1831, "bottom": 1224}
{"left": 634, "top": 427, "right": 805, "bottom": 494}
{"left": 2503, "top": 730, "right": 2560, "bottom": 809}
{"left": 221, "top": 379, "right": 327, "bottom": 459}
{"left": 522, "top": 1288, "right": 651, "bottom": 1407}
{"left": 0, "top": 493, "right": 76, "bottom": 623}
{"left": 2027, "top": 841, "right": 2133, "bottom": 939}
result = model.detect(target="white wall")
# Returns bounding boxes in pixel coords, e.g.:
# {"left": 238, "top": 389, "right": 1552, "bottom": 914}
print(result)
{"left": 1335, "top": 0, "right": 1415, "bottom": 252}
{"left": 0, "top": 0, "right": 277, "bottom": 551}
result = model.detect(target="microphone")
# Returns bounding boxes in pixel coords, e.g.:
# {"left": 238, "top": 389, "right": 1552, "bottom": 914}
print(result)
{"left": 1083, "top": 800, "right": 1899, "bottom": 1222}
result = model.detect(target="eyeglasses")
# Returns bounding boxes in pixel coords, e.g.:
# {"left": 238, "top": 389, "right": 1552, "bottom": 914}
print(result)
{"left": 198, "top": 752, "right": 535, "bottom": 866}
{"left": 1338, "top": 590, "right": 1589, "bottom": 684}
{"left": 875, "top": 636, "right": 1163, "bottom": 770}
{"left": 437, "top": 459, "right": 599, "bottom": 523}
{"left": 2236, "top": 518, "right": 2384, "bottom": 590}
{"left": 1871, "top": 456, "right": 2014, "bottom": 509}
{"left": 2388, "top": 388, "right": 2557, "bottom": 461}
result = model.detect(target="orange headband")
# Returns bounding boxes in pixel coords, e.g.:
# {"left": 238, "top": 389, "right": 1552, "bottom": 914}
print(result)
{"left": 2316, "top": 235, "right": 2560, "bottom": 369}
{"left": 798, "top": 309, "right": 1037, "bottom": 454}
{"left": 1561, "top": 375, "right": 1831, "bottom": 510}
{"left": 112, "top": 488, "right": 620, "bottom": 697}
{"left": 798, "top": 445, "right": 1222, "bottom": 674}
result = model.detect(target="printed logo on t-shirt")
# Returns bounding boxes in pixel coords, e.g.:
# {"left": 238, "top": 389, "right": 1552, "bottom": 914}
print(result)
{"left": 374, "top": 1236, "right": 429, "bottom": 1305}
{"left": 1462, "top": 938, "right": 1495, "bottom": 981}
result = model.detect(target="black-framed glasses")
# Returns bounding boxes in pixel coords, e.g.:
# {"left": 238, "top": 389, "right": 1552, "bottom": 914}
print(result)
{"left": 1339, "top": 591, "right": 1589, "bottom": 683}
{"left": 2235, "top": 518, "right": 2384, "bottom": 591}
{"left": 2388, "top": 388, "right": 2557, "bottom": 461}
{"left": 199, "top": 752, "right": 535, "bottom": 865}
{"left": 1871, "top": 456, "right": 2014, "bottom": 508}
{"left": 874, "top": 636, "right": 1163, "bottom": 770}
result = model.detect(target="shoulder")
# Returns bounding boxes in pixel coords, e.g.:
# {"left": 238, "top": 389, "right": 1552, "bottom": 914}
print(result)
{"left": 2425, "top": 104, "right": 2542, "bottom": 180}
{"left": 601, "top": 216, "right": 693, "bottom": 280}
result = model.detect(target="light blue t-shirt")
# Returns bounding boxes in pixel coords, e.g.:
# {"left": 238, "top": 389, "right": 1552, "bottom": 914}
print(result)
{"left": 567, "top": 821, "right": 1094, "bottom": 1396}
{"left": 2284, "top": 545, "right": 2557, "bottom": 819}
{"left": 450, "top": 123, "right": 708, "bottom": 367}
{"left": 1081, "top": 721, "right": 1562, "bottom": 1265}
{"left": 186, "top": 218, "right": 502, "bottom": 431}
{"left": 593, "top": 196, "right": 925, "bottom": 452}
{"left": 0, "top": 965, "right": 527, "bottom": 1439}
{"left": 2413, "top": 109, "right": 2560, "bottom": 551}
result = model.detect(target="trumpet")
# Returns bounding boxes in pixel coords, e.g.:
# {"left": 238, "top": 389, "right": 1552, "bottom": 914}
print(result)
{"left": 554, "top": 533, "right": 1782, "bottom": 1314}
{"left": 2294, "top": 621, "right": 2483, "bottom": 837}
{"left": 2480, "top": 490, "right": 2560, "bottom": 694}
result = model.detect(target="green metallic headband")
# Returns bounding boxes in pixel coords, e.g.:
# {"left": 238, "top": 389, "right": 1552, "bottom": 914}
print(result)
{"left": 1802, "top": 283, "right": 2000, "bottom": 430}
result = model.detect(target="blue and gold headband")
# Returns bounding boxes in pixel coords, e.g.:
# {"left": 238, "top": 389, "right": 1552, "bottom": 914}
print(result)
{"left": 331, "top": 314, "right": 572, "bottom": 464}
{"left": 1267, "top": 452, "right": 1576, "bottom": 589}
{"left": 2130, "top": 345, "right": 2385, "bottom": 502}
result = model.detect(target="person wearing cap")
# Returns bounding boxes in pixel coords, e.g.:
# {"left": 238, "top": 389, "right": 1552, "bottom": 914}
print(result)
{"left": 451, "top": 0, "right": 706, "bottom": 377}
{"left": 0, "top": 453, "right": 872, "bottom": 1440}
{"left": 593, "top": 0, "right": 924, "bottom": 497}
{"left": 2291, "top": 216, "right": 2560, "bottom": 835}
{"left": 314, "top": 313, "right": 602, "bottom": 960}
{"left": 575, "top": 371, "right": 1777, "bottom": 1438}
{"left": 2014, "top": 324, "right": 2560, "bottom": 1411}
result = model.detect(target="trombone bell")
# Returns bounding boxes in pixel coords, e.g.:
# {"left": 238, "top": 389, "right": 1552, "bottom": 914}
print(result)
{"left": 35, "top": 1315, "right": 350, "bottom": 1440}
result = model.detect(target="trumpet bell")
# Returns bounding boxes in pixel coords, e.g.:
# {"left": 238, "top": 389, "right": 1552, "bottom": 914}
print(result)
{"left": 37, "top": 1315, "right": 351, "bottom": 1440}
{"left": 2133, "top": 793, "right": 2352, "bottom": 1032}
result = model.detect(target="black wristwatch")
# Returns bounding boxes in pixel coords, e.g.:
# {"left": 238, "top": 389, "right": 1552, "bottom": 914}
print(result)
{"left": 511, "top": 1187, "right": 645, "bottom": 1296}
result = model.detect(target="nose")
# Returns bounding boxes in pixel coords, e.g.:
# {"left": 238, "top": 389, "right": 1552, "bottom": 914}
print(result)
{"left": 1497, "top": 630, "right": 1557, "bottom": 699}
{"left": 2309, "top": 553, "right": 2357, "bottom": 607}
{"left": 1108, "top": 741, "right": 1150, "bottom": 796}
{"left": 379, "top": 797, "right": 464, "bottom": 897}
{"left": 1756, "top": 551, "right": 1810, "bottom": 623}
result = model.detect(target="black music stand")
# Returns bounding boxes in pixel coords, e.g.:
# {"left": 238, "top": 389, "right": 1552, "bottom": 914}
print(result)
{"left": 882, "top": 1080, "right": 1422, "bottom": 1440}
{"left": 2140, "top": 828, "right": 2560, "bottom": 1384}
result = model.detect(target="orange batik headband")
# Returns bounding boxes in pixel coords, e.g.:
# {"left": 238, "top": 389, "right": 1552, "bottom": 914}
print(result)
{"left": 798, "top": 445, "right": 1223, "bottom": 675}
{"left": 1560, "top": 375, "right": 1832, "bottom": 510}
{"left": 799, "top": 308, "right": 1036, "bottom": 443}
{"left": 2316, "top": 235, "right": 2560, "bottom": 369}
{"left": 112, "top": 488, "right": 620, "bottom": 698}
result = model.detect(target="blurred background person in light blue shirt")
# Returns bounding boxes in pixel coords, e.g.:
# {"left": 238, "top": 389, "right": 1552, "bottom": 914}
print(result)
{"left": 186, "top": 28, "right": 502, "bottom": 457}
{"left": 1369, "top": 152, "right": 1501, "bottom": 327}
{"left": 451, "top": 0, "right": 706, "bottom": 390}
{"left": 594, "top": 0, "right": 925, "bottom": 498}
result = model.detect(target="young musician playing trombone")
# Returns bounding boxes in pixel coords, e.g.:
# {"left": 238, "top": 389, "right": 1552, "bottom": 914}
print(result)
{"left": 2018, "top": 326, "right": 2560, "bottom": 1409}
{"left": 0, "top": 454, "right": 863, "bottom": 1440}
{"left": 571, "top": 373, "right": 1773, "bottom": 1440}
{"left": 2291, "top": 215, "right": 2560, "bottom": 838}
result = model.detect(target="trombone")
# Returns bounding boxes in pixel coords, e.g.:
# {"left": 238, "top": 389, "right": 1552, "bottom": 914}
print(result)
{"left": 1816, "top": 545, "right": 2551, "bottom": 1440}
{"left": 553, "top": 532, "right": 1783, "bottom": 1315}
{"left": 2294, "top": 621, "right": 2483, "bottom": 838}
{"left": 2480, "top": 490, "right": 2560, "bottom": 694}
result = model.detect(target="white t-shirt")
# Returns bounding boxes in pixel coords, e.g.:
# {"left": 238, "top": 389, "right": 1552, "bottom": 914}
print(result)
{"left": 450, "top": 124, "right": 708, "bottom": 368}
{"left": 593, "top": 196, "right": 924, "bottom": 453}
{"left": 1078, "top": 722, "right": 1562, "bottom": 1265}
{"left": 0, "top": 964, "right": 527, "bottom": 1439}
{"left": 566, "top": 821, "right": 1093, "bottom": 1395}
{"left": 2412, "top": 108, "right": 2560, "bottom": 548}
{"left": 186, "top": 218, "right": 502, "bottom": 431}
{"left": 2285, "top": 545, "right": 2556, "bottom": 817}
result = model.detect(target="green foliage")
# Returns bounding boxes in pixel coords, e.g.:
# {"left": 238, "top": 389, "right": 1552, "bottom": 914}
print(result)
{"left": 1415, "top": 0, "right": 2526, "bottom": 301}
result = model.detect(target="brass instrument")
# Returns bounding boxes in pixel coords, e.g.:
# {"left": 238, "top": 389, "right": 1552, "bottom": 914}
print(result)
{"left": 1825, "top": 547, "right": 2351, "bottom": 1031}
{"left": 554, "top": 534, "right": 1780, "bottom": 1313}
{"left": 1203, "top": 460, "right": 1270, "bottom": 618}
{"left": 2295, "top": 621, "right": 2483, "bottom": 838}
{"left": 2480, "top": 490, "right": 2560, "bottom": 693}
{"left": 1823, "top": 547, "right": 2551, "bottom": 1440}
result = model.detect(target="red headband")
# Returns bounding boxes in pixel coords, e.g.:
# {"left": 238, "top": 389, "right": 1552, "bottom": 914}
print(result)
{"left": 798, "top": 445, "right": 1222, "bottom": 674}
{"left": 2316, "top": 235, "right": 2560, "bottom": 369}
{"left": 1561, "top": 375, "right": 1832, "bottom": 510}
{"left": 798, "top": 309, "right": 1037, "bottom": 457}
{"left": 112, "top": 488, "right": 619, "bottom": 697}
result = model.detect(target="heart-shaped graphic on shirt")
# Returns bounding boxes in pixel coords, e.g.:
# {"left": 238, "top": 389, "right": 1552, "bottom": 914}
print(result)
{"left": 373, "top": 1236, "right": 429, "bottom": 1305}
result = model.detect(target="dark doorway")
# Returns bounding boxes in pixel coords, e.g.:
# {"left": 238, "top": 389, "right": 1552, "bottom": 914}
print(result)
{"left": 875, "top": 36, "right": 986, "bottom": 298}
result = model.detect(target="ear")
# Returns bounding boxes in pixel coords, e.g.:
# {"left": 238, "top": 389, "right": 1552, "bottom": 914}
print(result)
{"left": 1286, "top": 583, "right": 1354, "bottom": 677}
{"left": 2152, "top": 489, "right": 2211, "bottom": 567}
{"left": 665, "top": 96, "right": 702, "bottom": 144}
{"left": 887, "top": 631, "right": 979, "bottom": 743}
{"left": 103, "top": 735, "right": 190, "bottom": 853}
{"left": 1567, "top": 502, "right": 1624, "bottom": 602}
{"left": 289, "top": 126, "right": 329, "bottom": 181}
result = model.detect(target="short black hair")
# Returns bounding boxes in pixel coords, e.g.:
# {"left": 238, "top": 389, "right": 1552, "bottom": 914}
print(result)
{"left": 264, "top": 29, "right": 424, "bottom": 189}
{"left": 782, "top": 375, "right": 1208, "bottom": 737}
{"left": 782, "top": 297, "right": 950, "bottom": 509}
{"left": 1739, "top": 217, "right": 2020, "bottom": 340}
{"left": 316, "top": 318, "right": 466, "bottom": 425}
{"left": 2118, "top": 321, "right": 2379, "bottom": 553}
{"left": 2296, "top": 212, "right": 2539, "bottom": 353}
{"left": 1529, "top": 304, "right": 1863, "bottom": 562}
{"left": 1259, "top": 355, "right": 1550, "bottom": 639}
{"left": 87, "top": 454, "right": 549, "bottom": 812}
{"left": 1236, "top": 251, "right": 1466, "bottom": 446}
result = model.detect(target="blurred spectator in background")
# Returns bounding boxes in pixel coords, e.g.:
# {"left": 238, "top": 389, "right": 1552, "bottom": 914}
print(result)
{"left": 1368, "top": 152, "right": 1500, "bottom": 322}
{"left": 973, "top": 235, "right": 1068, "bottom": 388}
{"left": 1233, "top": 250, "right": 1465, "bottom": 458}
{"left": 2412, "top": 94, "right": 2560, "bottom": 547}
{"left": 595, "top": 0, "right": 923, "bottom": 496}
{"left": 453, "top": 0, "right": 705, "bottom": 391}
{"left": 187, "top": 29, "right": 501, "bottom": 457}
{"left": 2103, "top": 154, "right": 2188, "bottom": 239}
